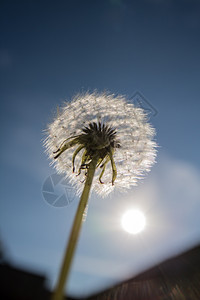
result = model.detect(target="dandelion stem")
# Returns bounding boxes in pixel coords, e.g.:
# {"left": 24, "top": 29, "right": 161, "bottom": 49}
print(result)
{"left": 52, "top": 157, "right": 98, "bottom": 300}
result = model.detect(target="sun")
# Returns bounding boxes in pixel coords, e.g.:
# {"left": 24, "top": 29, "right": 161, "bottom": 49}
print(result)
{"left": 121, "top": 209, "right": 146, "bottom": 234}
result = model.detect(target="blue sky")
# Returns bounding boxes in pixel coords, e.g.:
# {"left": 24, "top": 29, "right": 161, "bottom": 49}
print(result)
{"left": 0, "top": 0, "right": 200, "bottom": 297}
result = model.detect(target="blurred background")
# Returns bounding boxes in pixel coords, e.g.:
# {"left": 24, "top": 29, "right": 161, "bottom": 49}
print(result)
{"left": 0, "top": 0, "right": 200, "bottom": 298}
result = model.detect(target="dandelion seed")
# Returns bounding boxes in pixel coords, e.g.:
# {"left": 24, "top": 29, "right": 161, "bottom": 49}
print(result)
{"left": 44, "top": 91, "right": 157, "bottom": 196}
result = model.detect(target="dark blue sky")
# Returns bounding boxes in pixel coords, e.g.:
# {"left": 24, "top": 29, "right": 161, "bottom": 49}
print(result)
{"left": 1, "top": 0, "right": 200, "bottom": 163}
{"left": 0, "top": 0, "right": 200, "bottom": 297}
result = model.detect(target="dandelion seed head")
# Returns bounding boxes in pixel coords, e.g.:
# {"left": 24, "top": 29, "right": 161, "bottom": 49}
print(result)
{"left": 44, "top": 92, "right": 157, "bottom": 196}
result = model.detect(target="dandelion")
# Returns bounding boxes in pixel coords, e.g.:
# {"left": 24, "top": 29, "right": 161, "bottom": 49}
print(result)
{"left": 45, "top": 92, "right": 156, "bottom": 196}
{"left": 44, "top": 92, "right": 157, "bottom": 300}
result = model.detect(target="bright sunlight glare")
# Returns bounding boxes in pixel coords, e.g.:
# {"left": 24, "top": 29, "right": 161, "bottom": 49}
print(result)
{"left": 121, "top": 209, "right": 146, "bottom": 234}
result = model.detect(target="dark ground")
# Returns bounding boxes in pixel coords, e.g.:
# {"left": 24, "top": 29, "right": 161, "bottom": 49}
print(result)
{"left": 1, "top": 245, "right": 200, "bottom": 300}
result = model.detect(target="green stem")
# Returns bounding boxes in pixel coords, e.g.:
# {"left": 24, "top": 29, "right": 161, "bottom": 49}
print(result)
{"left": 52, "top": 157, "right": 98, "bottom": 300}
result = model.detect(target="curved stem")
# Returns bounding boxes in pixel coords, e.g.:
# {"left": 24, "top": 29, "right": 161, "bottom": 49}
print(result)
{"left": 52, "top": 157, "right": 98, "bottom": 300}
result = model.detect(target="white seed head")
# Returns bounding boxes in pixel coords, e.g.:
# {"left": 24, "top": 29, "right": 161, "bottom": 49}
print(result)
{"left": 44, "top": 92, "right": 157, "bottom": 196}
